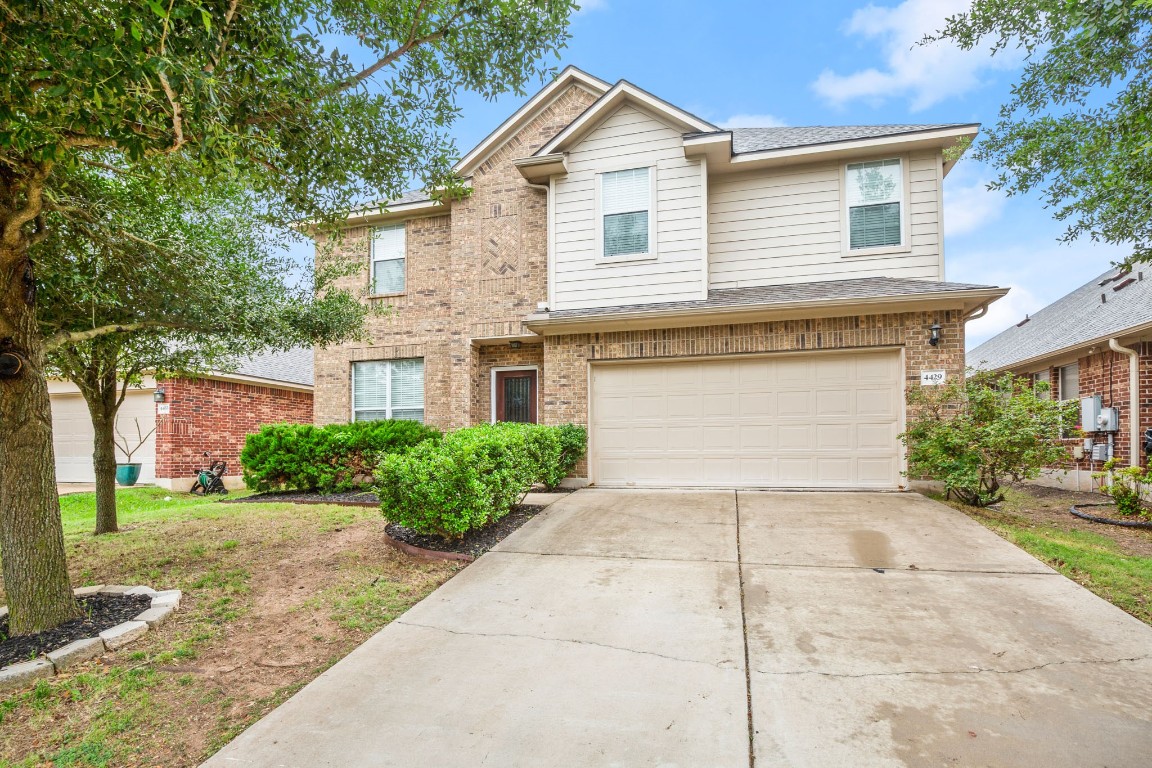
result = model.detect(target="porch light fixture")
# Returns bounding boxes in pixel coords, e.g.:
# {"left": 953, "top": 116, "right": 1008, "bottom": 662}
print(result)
{"left": 928, "top": 324, "right": 942, "bottom": 347}
{"left": 509, "top": 340, "right": 522, "bottom": 350}
{"left": 153, "top": 387, "right": 167, "bottom": 403}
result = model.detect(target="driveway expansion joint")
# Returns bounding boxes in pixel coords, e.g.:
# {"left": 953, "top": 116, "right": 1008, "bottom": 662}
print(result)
{"left": 492, "top": 548, "right": 739, "bottom": 565}
{"left": 395, "top": 620, "right": 742, "bottom": 670}
{"left": 754, "top": 655, "right": 1152, "bottom": 679}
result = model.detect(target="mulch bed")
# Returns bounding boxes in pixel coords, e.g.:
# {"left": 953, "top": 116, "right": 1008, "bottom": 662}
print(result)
{"left": 0, "top": 594, "right": 151, "bottom": 668}
{"left": 225, "top": 490, "right": 380, "bottom": 507}
{"left": 385, "top": 504, "right": 547, "bottom": 559}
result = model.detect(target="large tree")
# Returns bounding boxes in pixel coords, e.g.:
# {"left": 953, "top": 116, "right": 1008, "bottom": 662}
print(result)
{"left": 931, "top": 1, "right": 1152, "bottom": 263}
{"left": 38, "top": 168, "right": 366, "bottom": 536}
{"left": 0, "top": 0, "right": 575, "bottom": 634}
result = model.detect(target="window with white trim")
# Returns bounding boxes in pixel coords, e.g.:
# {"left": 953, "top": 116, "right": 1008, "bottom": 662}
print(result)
{"left": 1058, "top": 363, "right": 1079, "bottom": 401}
{"left": 1031, "top": 370, "right": 1052, "bottom": 400}
{"left": 352, "top": 358, "right": 424, "bottom": 422}
{"left": 600, "top": 167, "right": 651, "bottom": 258}
{"left": 846, "top": 158, "right": 903, "bottom": 250}
{"left": 371, "top": 224, "right": 406, "bottom": 295}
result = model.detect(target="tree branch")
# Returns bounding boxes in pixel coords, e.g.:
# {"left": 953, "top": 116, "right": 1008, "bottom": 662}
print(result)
{"left": 1, "top": 163, "right": 51, "bottom": 249}
{"left": 45, "top": 320, "right": 203, "bottom": 350}
{"left": 348, "top": 7, "right": 468, "bottom": 88}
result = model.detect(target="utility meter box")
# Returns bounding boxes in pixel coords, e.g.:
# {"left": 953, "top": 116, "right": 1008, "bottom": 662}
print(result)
{"left": 1081, "top": 397, "right": 1102, "bottom": 431}
{"left": 1097, "top": 407, "right": 1119, "bottom": 432}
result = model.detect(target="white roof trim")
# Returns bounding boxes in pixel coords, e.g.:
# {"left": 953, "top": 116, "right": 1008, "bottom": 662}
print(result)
{"left": 535, "top": 80, "right": 719, "bottom": 156}
{"left": 453, "top": 66, "right": 610, "bottom": 176}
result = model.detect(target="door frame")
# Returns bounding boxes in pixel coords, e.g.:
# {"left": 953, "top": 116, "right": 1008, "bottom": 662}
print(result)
{"left": 490, "top": 366, "right": 540, "bottom": 424}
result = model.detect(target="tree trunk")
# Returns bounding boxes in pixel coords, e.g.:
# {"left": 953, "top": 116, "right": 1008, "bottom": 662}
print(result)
{"left": 91, "top": 411, "right": 119, "bottom": 535}
{"left": 0, "top": 242, "right": 81, "bottom": 634}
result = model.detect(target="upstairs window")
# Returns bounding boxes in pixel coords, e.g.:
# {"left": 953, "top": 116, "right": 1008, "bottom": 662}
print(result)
{"left": 371, "top": 224, "right": 406, "bottom": 295}
{"left": 600, "top": 167, "right": 652, "bottom": 258}
{"left": 846, "top": 158, "right": 903, "bottom": 250}
{"left": 352, "top": 358, "right": 425, "bottom": 423}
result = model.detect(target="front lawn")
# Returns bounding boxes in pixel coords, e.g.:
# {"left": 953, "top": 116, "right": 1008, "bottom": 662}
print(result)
{"left": 0, "top": 487, "right": 461, "bottom": 767}
{"left": 941, "top": 484, "right": 1152, "bottom": 626}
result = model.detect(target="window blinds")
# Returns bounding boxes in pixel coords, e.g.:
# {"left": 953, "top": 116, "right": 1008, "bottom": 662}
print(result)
{"left": 846, "top": 159, "right": 902, "bottom": 250}
{"left": 372, "top": 224, "right": 406, "bottom": 294}
{"left": 352, "top": 359, "right": 424, "bottom": 422}
{"left": 601, "top": 167, "right": 650, "bottom": 257}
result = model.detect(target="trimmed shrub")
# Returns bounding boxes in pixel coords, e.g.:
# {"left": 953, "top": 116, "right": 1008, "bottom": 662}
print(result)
{"left": 241, "top": 420, "right": 440, "bottom": 493}
{"left": 376, "top": 423, "right": 588, "bottom": 538}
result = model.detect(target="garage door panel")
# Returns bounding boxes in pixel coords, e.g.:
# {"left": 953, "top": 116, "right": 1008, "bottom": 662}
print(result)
{"left": 51, "top": 390, "right": 156, "bottom": 484}
{"left": 591, "top": 351, "right": 902, "bottom": 489}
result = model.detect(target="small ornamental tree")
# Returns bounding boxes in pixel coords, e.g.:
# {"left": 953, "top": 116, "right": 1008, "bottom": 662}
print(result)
{"left": 901, "top": 370, "right": 1077, "bottom": 507}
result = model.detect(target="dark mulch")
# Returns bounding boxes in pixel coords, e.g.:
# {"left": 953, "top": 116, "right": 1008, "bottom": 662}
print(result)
{"left": 0, "top": 594, "right": 151, "bottom": 668}
{"left": 225, "top": 490, "right": 380, "bottom": 507}
{"left": 385, "top": 504, "right": 547, "bottom": 559}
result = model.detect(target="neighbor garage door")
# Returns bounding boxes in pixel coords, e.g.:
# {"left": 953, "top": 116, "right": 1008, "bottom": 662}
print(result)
{"left": 590, "top": 350, "right": 903, "bottom": 489}
{"left": 51, "top": 391, "right": 157, "bottom": 483}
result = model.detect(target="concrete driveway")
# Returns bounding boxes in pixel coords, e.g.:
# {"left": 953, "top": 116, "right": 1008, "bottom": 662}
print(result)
{"left": 203, "top": 490, "right": 1152, "bottom": 767}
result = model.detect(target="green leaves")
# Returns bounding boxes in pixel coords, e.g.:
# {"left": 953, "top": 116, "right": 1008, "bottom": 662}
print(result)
{"left": 902, "top": 370, "right": 1075, "bottom": 507}
{"left": 930, "top": 1, "right": 1152, "bottom": 264}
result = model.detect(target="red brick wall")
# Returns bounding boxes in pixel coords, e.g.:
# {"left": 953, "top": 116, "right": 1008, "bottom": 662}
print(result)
{"left": 154, "top": 377, "right": 313, "bottom": 481}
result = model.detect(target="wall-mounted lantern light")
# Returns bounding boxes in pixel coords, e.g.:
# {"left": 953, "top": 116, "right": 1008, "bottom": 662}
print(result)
{"left": 928, "top": 324, "right": 942, "bottom": 347}
{"left": 153, "top": 387, "right": 167, "bottom": 403}
{"left": 509, "top": 340, "right": 522, "bottom": 350}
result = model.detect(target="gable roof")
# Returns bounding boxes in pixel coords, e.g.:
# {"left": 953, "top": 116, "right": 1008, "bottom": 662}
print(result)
{"left": 535, "top": 79, "right": 718, "bottom": 156}
{"left": 453, "top": 66, "right": 610, "bottom": 176}
{"left": 969, "top": 267, "right": 1152, "bottom": 371}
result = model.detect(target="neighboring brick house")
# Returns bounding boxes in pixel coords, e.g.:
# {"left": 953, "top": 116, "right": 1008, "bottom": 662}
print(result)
{"left": 313, "top": 67, "right": 1006, "bottom": 490}
{"left": 50, "top": 348, "right": 313, "bottom": 490}
{"left": 969, "top": 266, "right": 1152, "bottom": 485}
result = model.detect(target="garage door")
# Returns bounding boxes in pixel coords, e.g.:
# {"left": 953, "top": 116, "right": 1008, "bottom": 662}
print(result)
{"left": 590, "top": 350, "right": 903, "bottom": 489}
{"left": 51, "top": 391, "right": 157, "bottom": 483}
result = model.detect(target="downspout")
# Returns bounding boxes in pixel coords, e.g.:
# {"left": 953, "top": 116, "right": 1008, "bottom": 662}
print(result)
{"left": 1108, "top": 338, "right": 1140, "bottom": 467}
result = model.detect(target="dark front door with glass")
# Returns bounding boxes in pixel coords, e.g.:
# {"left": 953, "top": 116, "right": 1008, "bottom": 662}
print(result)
{"left": 495, "top": 370, "right": 537, "bottom": 423}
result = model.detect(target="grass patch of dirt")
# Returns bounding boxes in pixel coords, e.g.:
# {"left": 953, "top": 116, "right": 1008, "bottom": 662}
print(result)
{"left": 0, "top": 487, "right": 461, "bottom": 767}
{"left": 938, "top": 483, "right": 1152, "bottom": 626}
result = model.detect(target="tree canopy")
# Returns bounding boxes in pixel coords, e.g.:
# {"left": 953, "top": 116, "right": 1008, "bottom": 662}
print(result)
{"left": 931, "top": 0, "right": 1152, "bottom": 263}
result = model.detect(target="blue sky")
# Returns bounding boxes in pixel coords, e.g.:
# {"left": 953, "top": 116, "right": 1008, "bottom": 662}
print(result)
{"left": 318, "top": 0, "right": 1131, "bottom": 349}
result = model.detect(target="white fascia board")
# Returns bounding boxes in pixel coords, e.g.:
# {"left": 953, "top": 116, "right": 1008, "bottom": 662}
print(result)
{"left": 201, "top": 372, "right": 314, "bottom": 392}
{"left": 536, "top": 81, "right": 719, "bottom": 156}
{"left": 453, "top": 66, "right": 611, "bottom": 176}
{"left": 343, "top": 198, "right": 446, "bottom": 227}
{"left": 979, "top": 319, "right": 1152, "bottom": 373}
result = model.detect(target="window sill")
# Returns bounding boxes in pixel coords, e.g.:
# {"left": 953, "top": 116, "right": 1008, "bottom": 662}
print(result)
{"left": 841, "top": 244, "right": 912, "bottom": 259}
{"left": 367, "top": 292, "right": 406, "bottom": 300}
{"left": 598, "top": 253, "right": 659, "bottom": 265}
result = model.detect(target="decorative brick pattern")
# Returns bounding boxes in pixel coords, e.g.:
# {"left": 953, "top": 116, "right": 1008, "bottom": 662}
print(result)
{"left": 154, "top": 377, "right": 313, "bottom": 482}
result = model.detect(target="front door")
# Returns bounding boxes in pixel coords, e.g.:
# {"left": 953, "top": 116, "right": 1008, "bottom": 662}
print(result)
{"left": 495, "top": 369, "right": 538, "bottom": 423}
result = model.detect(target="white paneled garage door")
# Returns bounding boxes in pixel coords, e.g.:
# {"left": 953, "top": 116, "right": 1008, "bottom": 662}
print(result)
{"left": 51, "top": 391, "right": 157, "bottom": 483}
{"left": 590, "top": 350, "right": 903, "bottom": 489}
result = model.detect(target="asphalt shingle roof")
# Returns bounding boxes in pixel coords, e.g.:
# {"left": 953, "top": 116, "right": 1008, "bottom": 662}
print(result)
{"left": 726, "top": 124, "right": 970, "bottom": 155}
{"left": 230, "top": 347, "right": 314, "bottom": 387}
{"left": 969, "top": 267, "right": 1152, "bottom": 371}
{"left": 541, "top": 277, "right": 998, "bottom": 320}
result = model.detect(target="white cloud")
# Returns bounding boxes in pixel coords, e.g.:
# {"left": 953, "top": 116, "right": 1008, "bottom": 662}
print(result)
{"left": 812, "top": 0, "right": 1023, "bottom": 111}
{"left": 720, "top": 113, "right": 788, "bottom": 129}
{"left": 941, "top": 162, "right": 1005, "bottom": 238}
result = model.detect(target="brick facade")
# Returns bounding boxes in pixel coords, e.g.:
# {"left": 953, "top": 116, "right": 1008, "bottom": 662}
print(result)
{"left": 1035, "top": 342, "right": 1152, "bottom": 468}
{"left": 154, "top": 377, "right": 313, "bottom": 486}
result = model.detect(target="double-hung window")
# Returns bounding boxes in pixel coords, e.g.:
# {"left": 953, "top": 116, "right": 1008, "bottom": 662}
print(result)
{"left": 352, "top": 358, "right": 424, "bottom": 422}
{"left": 1031, "top": 370, "right": 1052, "bottom": 400}
{"left": 1058, "top": 363, "right": 1079, "bottom": 401}
{"left": 371, "top": 224, "right": 406, "bottom": 295}
{"left": 846, "top": 158, "right": 903, "bottom": 250}
{"left": 600, "top": 167, "right": 652, "bottom": 258}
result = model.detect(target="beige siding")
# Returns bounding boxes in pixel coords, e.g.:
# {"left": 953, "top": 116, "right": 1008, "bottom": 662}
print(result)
{"left": 708, "top": 153, "right": 943, "bottom": 289}
{"left": 552, "top": 104, "right": 706, "bottom": 311}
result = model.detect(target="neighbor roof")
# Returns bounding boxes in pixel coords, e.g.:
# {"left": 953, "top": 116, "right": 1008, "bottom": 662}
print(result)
{"left": 228, "top": 347, "right": 314, "bottom": 387}
{"left": 720, "top": 124, "right": 972, "bottom": 155}
{"left": 969, "top": 267, "right": 1152, "bottom": 371}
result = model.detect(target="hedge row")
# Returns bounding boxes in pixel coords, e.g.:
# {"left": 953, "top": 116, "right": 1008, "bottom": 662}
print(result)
{"left": 241, "top": 420, "right": 440, "bottom": 493}
{"left": 375, "top": 423, "right": 587, "bottom": 539}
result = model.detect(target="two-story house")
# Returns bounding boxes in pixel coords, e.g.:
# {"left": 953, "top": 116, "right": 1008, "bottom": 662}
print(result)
{"left": 313, "top": 67, "right": 1006, "bottom": 490}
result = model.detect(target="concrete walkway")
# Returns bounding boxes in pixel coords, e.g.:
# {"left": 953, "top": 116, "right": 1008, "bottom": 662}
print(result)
{"left": 203, "top": 490, "right": 1152, "bottom": 767}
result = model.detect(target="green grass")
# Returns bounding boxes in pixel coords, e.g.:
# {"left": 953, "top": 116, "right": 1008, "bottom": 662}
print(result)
{"left": 2, "top": 486, "right": 458, "bottom": 767}
{"left": 960, "top": 503, "right": 1152, "bottom": 625}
